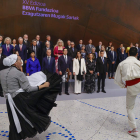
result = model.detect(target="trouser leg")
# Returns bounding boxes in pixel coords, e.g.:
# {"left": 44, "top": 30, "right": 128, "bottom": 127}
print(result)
{"left": 74, "top": 76, "right": 81, "bottom": 93}
{"left": 108, "top": 63, "right": 111, "bottom": 77}
{"left": 65, "top": 81, "right": 69, "bottom": 93}
{"left": 97, "top": 75, "right": 101, "bottom": 90}
{"left": 126, "top": 89, "right": 137, "bottom": 129}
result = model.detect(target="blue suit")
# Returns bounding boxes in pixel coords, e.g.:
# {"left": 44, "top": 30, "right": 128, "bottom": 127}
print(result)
{"left": 26, "top": 57, "right": 41, "bottom": 76}
{"left": 15, "top": 44, "right": 27, "bottom": 61}
{"left": 58, "top": 55, "right": 72, "bottom": 75}
{"left": 58, "top": 55, "right": 72, "bottom": 93}
{"left": 119, "top": 53, "right": 127, "bottom": 63}
{"left": 2, "top": 44, "right": 13, "bottom": 56}
{"left": 108, "top": 51, "right": 117, "bottom": 78}
{"left": 42, "top": 56, "right": 55, "bottom": 73}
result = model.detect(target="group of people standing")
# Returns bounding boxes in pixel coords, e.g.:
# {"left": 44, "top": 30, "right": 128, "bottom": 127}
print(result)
{"left": 0, "top": 34, "right": 140, "bottom": 95}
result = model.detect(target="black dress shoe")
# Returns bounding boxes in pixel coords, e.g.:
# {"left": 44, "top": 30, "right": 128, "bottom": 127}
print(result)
{"left": 97, "top": 90, "right": 100, "bottom": 93}
{"left": 59, "top": 92, "right": 62, "bottom": 95}
{"left": 65, "top": 92, "right": 70, "bottom": 95}
{"left": 102, "top": 90, "right": 106, "bottom": 93}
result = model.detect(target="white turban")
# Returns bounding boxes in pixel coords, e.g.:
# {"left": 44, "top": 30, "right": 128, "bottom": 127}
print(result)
{"left": 3, "top": 54, "right": 18, "bottom": 66}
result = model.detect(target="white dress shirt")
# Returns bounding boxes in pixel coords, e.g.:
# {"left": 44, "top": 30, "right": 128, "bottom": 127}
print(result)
{"left": 63, "top": 55, "right": 67, "bottom": 63}
{"left": 111, "top": 51, "right": 114, "bottom": 59}
{"left": 115, "top": 56, "right": 140, "bottom": 88}
{"left": 0, "top": 54, "right": 1, "bottom": 59}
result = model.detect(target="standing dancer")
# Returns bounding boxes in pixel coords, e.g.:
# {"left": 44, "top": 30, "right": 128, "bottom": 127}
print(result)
{"left": 0, "top": 54, "right": 61, "bottom": 140}
{"left": 115, "top": 47, "right": 140, "bottom": 137}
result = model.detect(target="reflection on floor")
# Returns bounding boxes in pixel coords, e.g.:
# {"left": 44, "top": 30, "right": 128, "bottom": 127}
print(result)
{"left": 0, "top": 79, "right": 139, "bottom": 140}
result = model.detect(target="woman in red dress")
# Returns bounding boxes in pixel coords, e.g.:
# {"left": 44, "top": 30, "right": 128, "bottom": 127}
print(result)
{"left": 53, "top": 40, "right": 65, "bottom": 74}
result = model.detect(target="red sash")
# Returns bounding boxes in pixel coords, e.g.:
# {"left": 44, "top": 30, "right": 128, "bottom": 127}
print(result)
{"left": 125, "top": 78, "right": 140, "bottom": 87}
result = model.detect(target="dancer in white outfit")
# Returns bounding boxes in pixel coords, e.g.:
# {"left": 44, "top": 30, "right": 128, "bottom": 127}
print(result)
{"left": 115, "top": 47, "right": 140, "bottom": 137}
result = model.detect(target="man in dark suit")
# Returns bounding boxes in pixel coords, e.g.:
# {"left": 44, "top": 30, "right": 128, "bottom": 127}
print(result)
{"left": 43, "top": 35, "right": 54, "bottom": 49}
{"left": 15, "top": 37, "right": 27, "bottom": 72}
{"left": 2, "top": 37, "right": 13, "bottom": 56}
{"left": 85, "top": 39, "right": 95, "bottom": 54}
{"left": 42, "top": 41, "right": 53, "bottom": 59}
{"left": 0, "top": 47, "right": 6, "bottom": 71}
{"left": 108, "top": 46, "right": 117, "bottom": 79}
{"left": 30, "top": 39, "right": 41, "bottom": 59}
{"left": 68, "top": 42, "right": 77, "bottom": 60}
{"left": 36, "top": 35, "right": 42, "bottom": 48}
{"left": 65, "top": 40, "right": 71, "bottom": 50}
{"left": 117, "top": 44, "right": 124, "bottom": 56}
{"left": 96, "top": 41, "right": 102, "bottom": 54}
{"left": 23, "top": 34, "right": 30, "bottom": 59}
{"left": 96, "top": 50, "right": 108, "bottom": 93}
{"left": 58, "top": 48, "right": 72, "bottom": 95}
{"left": 76, "top": 40, "right": 83, "bottom": 51}
{"left": 42, "top": 49, "right": 55, "bottom": 73}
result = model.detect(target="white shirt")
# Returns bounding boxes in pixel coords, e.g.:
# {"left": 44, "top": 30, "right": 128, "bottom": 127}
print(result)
{"left": 111, "top": 51, "right": 114, "bottom": 59}
{"left": 99, "top": 45, "right": 101, "bottom": 50}
{"left": 115, "top": 56, "right": 140, "bottom": 88}
{"left": 19, "top": 44, "right": 23, "bottom": 49}
{"left": 63, "top": 55, "right": 67, "bottom": 63}
{"left": 6, "top": 44, "right": 10, "bottom": 49}
{"left": 37, "top": 41, "right": 39, "bottom": 45}
{"left": 0, "top": 54, "right": 1, "bottom": 59}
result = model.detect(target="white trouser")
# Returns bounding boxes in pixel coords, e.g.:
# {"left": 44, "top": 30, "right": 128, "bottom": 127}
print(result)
{"left": 74, "top": 76, "right": 81, "bottom": 93}
{"left": 126, "top": 83, "right": 140, "bottom": 129}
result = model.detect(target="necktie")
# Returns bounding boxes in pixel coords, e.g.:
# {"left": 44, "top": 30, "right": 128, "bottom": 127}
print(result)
{"left": 7, "top": 45, "right": 9, "bottom": 52}
{"left": 112, "top": 51, "right": 114, "bottom": 59}
{"left": 34, "top": 46, "right": 36, "bottom": 56}
{"left": 65, "top": 56, "right": 67, "bottom": 64}
{"left": 20, "top": 45, "right": 22, "bottom": 51}
{"left": 72, "top": 48, "right": 74, "bottom": 52}
{"left": 102, "top": 57, "right": 104, "bottom": 63}
{"left": 48, "top": 57, "right": 50, "bottom": 65}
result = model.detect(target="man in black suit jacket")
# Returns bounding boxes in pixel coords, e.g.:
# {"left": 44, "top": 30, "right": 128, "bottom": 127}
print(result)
{"left": 23, "top": 34, "right": 30, "bottom": 59}
{"left": 30, "top": 39, "right": 41, "bottom": 59}
{"left": 96, "top": 41, "right": 102, "bottom": 54}
{"left": 65, "top": 40, "right": 71, "bottom": 50}
{"left": 96, "top": 50, "right": 108, "bottom": 93}
{"left": 43, "top": 35, "right": 54, "bottom": 49}
{"left": 42, "top": 41, "right": 53, "bottom": 59}
{"left": 68, "top": 42, "right": 77, "bottom": 60}
{"left": 76, "top": 40, "right": 83, "bottom": 51}
{"left": 58, "top": 48, "right": 72, "bottom": 95}
{"left": 0, "top": 47, "right": 6, "bottom": 71}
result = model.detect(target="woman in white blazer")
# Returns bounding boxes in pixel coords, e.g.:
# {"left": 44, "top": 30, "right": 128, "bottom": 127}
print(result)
{"left": 73, "top": 51, "right": 86, "bottom": 94}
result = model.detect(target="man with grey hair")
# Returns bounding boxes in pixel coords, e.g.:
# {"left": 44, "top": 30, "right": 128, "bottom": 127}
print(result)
{"left": 86, "top": 39, "right": 95, "bottom": 54}
{"left": 23, "top": 34, "right": 30, "bottom": 58}
{"left": 15, "top": 37, "right": 27, "bottom": 72}
{"left": 2, "top": 37, "right": 13, "bottom": 56}
{"left": 68, "top": 41, "right": 77, "bottom": 60}
{"left": 30, "top": 39, "right": 40, "bottom": 59}
{"left": 42, "top": 41, "right": 53, "bottom": 58}
{"left": 66, "top": 40, "right": 71, "bottom": 50}
{"left": 76, "top": 40, "right": 83, "bottom": 51}
{"left": 44, "top": 35, "right": 53, "bottom": 49}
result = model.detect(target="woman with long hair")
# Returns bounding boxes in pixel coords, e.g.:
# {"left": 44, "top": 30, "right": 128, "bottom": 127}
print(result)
{"left": 53, "top": 40, "right": 65, "bottom": 73}
{"left": 73, "top": 51, "right": 86, "bottom": 94}
{"left": 84, "top": 53, "right": 96, "bottom": 93}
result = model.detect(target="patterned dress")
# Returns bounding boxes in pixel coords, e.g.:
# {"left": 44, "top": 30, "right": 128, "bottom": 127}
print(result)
{"left": 84, "top": 59, "right": 96, "bottom": 93}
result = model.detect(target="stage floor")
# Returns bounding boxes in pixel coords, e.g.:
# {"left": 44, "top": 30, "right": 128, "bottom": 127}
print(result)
{"left": 0, "top": 79, "right": 139, "bottom": 140}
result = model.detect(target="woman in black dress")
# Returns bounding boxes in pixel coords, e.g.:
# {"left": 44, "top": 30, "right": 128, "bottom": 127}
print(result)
{"left": 84, "top": 53, "right": 96, "bottom": 93}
